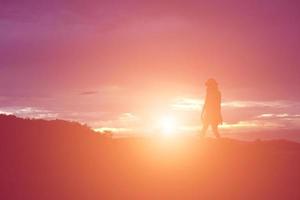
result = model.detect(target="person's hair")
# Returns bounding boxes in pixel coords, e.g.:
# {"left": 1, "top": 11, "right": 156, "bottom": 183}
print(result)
{"left": 205, "top": 78, "right": 218, "bottom": 87}
{"left": 205, "top": 79, "right": 219, "bottom": 94}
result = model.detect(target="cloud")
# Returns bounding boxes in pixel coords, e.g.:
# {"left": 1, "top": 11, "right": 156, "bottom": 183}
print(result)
{"left": 254, "top": 113, "right": 300, "bottom": 129}
{"left": 171, "top": 97, "right": 299, "bottom": 112}
{"left": 257, "top": 113, "right": 300, "bottom": 119}
{"left": 220, "top": 120, "right": 286, "bottom": 130}
{"left": 222, "top": 101, "right": 297, "bottom": 109}
{"left": 168, "top": 97, "right": 300, "bottom": 134}
{"left": 171, "top": 98, "right": 203, "bottom": 111}
{"left": 119, "top": 113, "right": 140, "bottom": 123}
{"left": 0, "top": 110, "right": 13, "bottom": 115}
{"left": 78, "top": 86, "right": 121, "bottom": 96}
{"left": 79, "top": 91, "right": 98, "bottom": 96}
{"left": 0, "top": 106, "right": 58, "bottom": 119}
{"left": 178, "top": 119, "right": 288, "bottom": 135}
{"left": 93, "top": 127, "right": 132, "bottom": 134}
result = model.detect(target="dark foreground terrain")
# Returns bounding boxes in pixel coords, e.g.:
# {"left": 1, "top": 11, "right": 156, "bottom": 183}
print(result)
{"left": 1, "top": 115, "right": 300, "bottom": 199}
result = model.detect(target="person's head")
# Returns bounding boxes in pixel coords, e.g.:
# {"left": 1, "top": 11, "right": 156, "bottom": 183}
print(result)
{"left": 205, "top": 78, "right": 218, "bottom": 90}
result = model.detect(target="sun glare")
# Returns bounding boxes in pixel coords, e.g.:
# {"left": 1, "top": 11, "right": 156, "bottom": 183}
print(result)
{"left": 160, "top": 115, "right": 177, "bottom": 137}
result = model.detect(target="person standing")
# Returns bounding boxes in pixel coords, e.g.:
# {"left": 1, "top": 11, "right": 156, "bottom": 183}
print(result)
{"left": 200, "top": 78, "right": 222, "bottom": 138}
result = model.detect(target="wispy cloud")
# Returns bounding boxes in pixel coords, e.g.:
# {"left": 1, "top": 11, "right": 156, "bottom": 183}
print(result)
{"left": 79, "top": 91, "right": 98, "bottom": 96}
{"left": 167, "top": 97, "right": 300, "bottom": 135}
{"left": 171, "top": 97, "right": 299, "bottom": 111}
{"left": 257, "top": 113, "right": 300, "bottom": 119}
{"left": 171, "top": 98, "right": 203, "bottom": 111}
{"left": 222, "top": 101, "right": 297, "bottom": 108}
{"left": 0, "top": 106, "right": 58, "bottom": 119}
{"left": 220, "top": 120, "right": 286, "bottom": 131}
{"left": 93, "top": 127, "right": 132, "bottom": 134}
{"left": 177, "top": 119, "right": 287, "bottom": 134}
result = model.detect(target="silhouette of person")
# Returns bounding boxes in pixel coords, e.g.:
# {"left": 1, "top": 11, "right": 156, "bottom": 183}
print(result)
{"left": 200, "top": 78, "right": 222, "bottom": 138}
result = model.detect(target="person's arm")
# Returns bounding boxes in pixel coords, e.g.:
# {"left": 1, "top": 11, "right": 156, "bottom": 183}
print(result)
{"left": 218, "top": 91, "right": 223, "bottom": 124}
{"left": 201, "top": 96, "right": 207, "bottom": 120}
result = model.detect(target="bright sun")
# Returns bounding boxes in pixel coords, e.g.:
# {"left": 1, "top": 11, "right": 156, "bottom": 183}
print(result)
{"left": 160, "top": 115, "right": 177, "bottom": 136}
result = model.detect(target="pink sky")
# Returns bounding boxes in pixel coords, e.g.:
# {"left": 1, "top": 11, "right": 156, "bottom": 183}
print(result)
{"left": 1, "top": 0, "right": 300, "bottom": 135}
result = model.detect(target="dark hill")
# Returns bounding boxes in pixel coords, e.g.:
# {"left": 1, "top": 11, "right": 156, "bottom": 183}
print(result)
{"left": 1, "top": 115, "right": 300, "bottom": 200}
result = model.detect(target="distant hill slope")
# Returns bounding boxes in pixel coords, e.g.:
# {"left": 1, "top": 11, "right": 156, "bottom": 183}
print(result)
{"left": 0, "top": 114, "right": 106, "bottom": 150}
{"left": 1, "top": 115, "right": 300, "bottom": 200}
{"left": 0, "top": 114, "right": 96, "bottom": 136}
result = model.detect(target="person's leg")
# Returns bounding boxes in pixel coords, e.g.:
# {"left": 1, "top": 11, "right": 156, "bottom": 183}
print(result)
{"left": 200, "top": 123, "right": 209, "bottom": 138}
{"left": 212, "top": 124, "right": 220, "bottom": 139}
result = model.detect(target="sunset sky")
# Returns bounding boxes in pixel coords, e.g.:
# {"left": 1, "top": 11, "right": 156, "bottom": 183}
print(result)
{"left": 1, "top": 0, "right": 300, "bottom": 136}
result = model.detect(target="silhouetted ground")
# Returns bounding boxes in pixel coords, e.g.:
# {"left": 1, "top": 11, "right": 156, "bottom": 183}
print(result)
{"left": 1, "top": 115, "right": 300, "bottom": 199}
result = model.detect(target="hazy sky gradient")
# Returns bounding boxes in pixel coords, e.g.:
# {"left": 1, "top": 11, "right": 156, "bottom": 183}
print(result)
{"left": 1, "top": 0, "right": 300, "bottom": 134}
